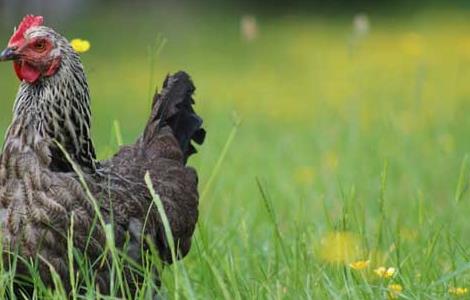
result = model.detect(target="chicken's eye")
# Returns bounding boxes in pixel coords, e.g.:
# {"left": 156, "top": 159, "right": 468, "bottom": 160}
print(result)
{"left": 33, "top": 40, "right": 47, "bottom": 52}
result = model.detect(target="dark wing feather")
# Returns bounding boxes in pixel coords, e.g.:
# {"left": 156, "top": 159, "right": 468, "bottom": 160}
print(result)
{"left": 145, "top": 71, "right": 206, "bottom": 162}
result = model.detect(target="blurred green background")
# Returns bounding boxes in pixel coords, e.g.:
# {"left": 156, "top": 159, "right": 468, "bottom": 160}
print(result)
{"left": 0, "top": 1, "right": 470, "bottom": 298}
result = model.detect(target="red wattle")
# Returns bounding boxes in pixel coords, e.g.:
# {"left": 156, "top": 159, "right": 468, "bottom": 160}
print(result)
{"left": 13, "top": 61, "right": 41, "bottom": 84}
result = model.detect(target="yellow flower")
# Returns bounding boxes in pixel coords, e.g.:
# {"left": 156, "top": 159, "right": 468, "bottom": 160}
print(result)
{"left": 374, "top": 266, "right": 396, "bottom": 279}
{"left": 388, "top": 284, "right": 403, "bottom": 299}
{"left": 349, "top": 260, "right": 370, "bottom": 271}
{"left": 400, "top": 33, "right": 425, "bottom": 57}
{"left": 70, "top": 38, "right": 91, "bottom": 53}
{"left": 318, "top": 231, "right": 361, "bottom": 264}
{"left": 449, "top": 287, "right": 469, "bottom": 297}
{"left": 294, "top": 166, "right": 315, "bottom": 185}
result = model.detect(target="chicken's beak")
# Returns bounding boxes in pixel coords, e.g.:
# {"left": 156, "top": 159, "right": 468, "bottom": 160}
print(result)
{"left": 0, "top": 47, "right": 19, "bottom": 62}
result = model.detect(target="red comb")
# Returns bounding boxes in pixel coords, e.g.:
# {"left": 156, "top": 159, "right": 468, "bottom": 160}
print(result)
{"left": 8, "top": 15, "right": 44, "bottom": 47}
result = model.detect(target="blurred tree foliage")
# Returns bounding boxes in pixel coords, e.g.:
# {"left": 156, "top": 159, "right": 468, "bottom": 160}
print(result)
{"left": 95, "top": 0, "right": 469, "bottom": 15}
{"left": 219, "top": 0, "right": 469, "bottom": 13}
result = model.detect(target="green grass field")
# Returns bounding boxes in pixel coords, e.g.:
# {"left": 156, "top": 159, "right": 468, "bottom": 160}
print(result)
{"left": 0, "top": 6, "right": 470, "bottom": 299}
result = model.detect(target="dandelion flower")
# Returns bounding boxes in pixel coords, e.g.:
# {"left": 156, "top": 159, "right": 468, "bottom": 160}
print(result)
{"left": 70, "top": 38, "right": 91, "bottom": 53}
{"left": 388, "top": 284, "right": 403, "bottom": 299}
{"left": 349, "top": 260, "right": 370, "bottom": 271}
{"left": 449, "top": 287, "right": 468, "bottom": 297}
{"left": 318, "top": 231, "right": 361, "bottom": 264}
{"left": 374, "top": 266, "right": 396, "bottom": 279}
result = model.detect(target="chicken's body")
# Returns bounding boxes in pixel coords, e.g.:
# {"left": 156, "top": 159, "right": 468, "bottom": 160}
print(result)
{"left": 0, "top": 16, "right": 204, "bottom": 295}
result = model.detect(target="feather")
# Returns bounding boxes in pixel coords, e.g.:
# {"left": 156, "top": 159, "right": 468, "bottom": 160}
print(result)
{"left": 0, "top": 18, "right": 205, "bottom": 296}
{"left": 145, "top": 71, "right": 206, "bottom": 163}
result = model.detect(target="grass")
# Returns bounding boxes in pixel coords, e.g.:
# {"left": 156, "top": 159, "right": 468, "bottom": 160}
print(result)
{"left": 0, "top": 5, "right": 470, "bottom": 299}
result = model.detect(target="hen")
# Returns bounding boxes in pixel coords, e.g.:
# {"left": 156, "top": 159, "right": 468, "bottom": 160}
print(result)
{"left": 0, "top": 15, "right": 205, "bottom": 296}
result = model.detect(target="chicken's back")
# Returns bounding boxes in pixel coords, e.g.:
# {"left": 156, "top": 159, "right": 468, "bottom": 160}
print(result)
{"left": 100, "top": 71, "right": 205, "bottom": 262}
{"left": 0, "top": 72, "right": 205, "bottom": 296}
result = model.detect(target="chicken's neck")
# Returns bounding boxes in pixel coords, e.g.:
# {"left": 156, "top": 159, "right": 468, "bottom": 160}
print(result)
{"left": 4, "top": 53, "right": 97, "bottom": 172}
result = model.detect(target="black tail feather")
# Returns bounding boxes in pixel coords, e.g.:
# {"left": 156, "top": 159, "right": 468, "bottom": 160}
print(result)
{"left": 144, "top": 71, "right": 206, "bottom": 163}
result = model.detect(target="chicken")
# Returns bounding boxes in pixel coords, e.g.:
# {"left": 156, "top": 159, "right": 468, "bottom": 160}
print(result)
{"left": 0, "top": 15, "right": 205, "bottom": 295}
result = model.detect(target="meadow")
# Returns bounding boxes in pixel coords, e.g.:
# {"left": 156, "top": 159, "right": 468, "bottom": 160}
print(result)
{"left": 0, "top": 5, "right": 470, "bottom": 299}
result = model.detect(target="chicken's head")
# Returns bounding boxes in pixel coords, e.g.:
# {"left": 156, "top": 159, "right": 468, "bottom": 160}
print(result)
{"left": 0, "top": 15, "right": 64, "bottom": 84}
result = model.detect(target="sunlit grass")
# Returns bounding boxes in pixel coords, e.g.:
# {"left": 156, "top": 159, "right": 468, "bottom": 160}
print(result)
{"left": 0, "top": 6, "right": 469, "bottom": 299}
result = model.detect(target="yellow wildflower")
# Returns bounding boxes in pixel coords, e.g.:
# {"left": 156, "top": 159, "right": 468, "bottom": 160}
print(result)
{"left": 388, "top": 284, "right": 403, "bottom": 299}
{"left": 374, "top": 266, "right": 396, "bottom": 279}
{"left": 400, "top": 33, "right": 425, "bottom": 57}
{"left": 449, "top": 287, "right": 468, "bottom": 297}
{"left": 349, "top": 260, "right": 370, "bottom": 271}
{"left": 294, "top": 166, "right": 315, "bottom": 185}
{"left": 70, "top": 38, "right": 91, "bottom": 53}
{"left": 318, "top": 231, "right": 361, "bottom": 264}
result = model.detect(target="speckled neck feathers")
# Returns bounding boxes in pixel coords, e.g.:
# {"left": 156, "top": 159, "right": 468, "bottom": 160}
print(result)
{"left": 4, "top": 27, "right": 97, "bottom": 172}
